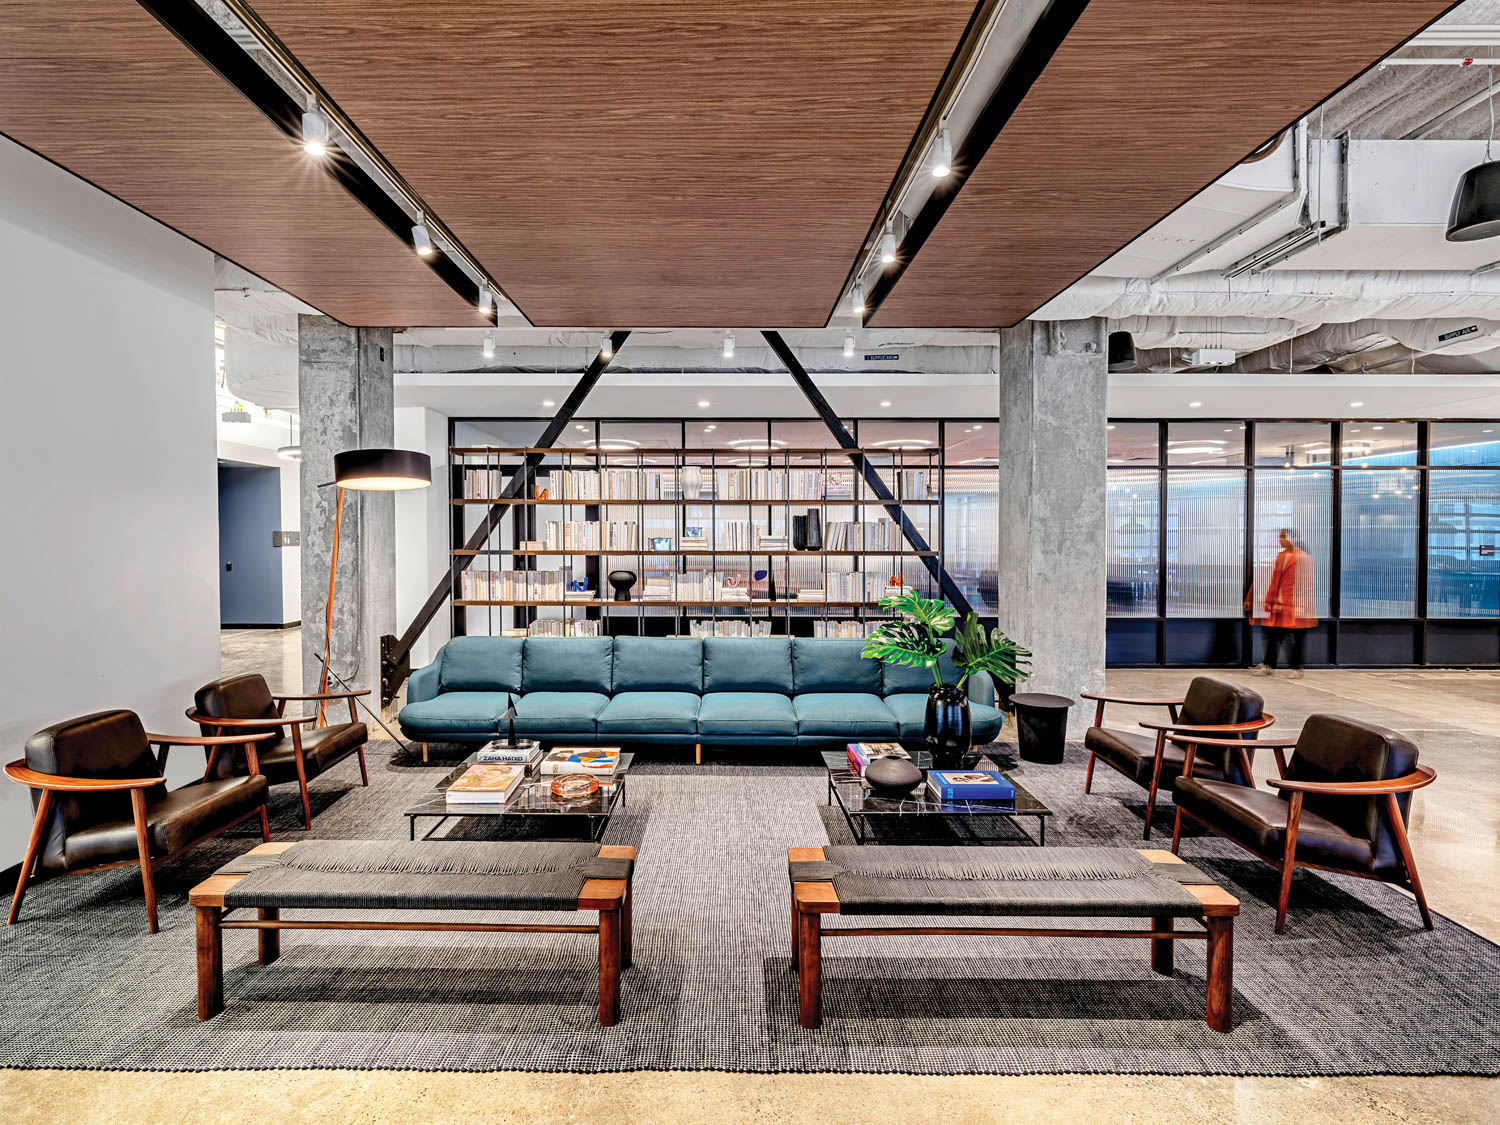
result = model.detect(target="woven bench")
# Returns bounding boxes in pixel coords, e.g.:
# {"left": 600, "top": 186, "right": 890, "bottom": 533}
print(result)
{"left": 189, "top": 839, "right": 636, "bottom": 1026}
{"left": 788, "top": 845, "right": 1238, "bottom": 1032}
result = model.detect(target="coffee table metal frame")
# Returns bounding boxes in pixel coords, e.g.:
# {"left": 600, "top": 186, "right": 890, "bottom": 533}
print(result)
{"left": 821, "top": 750, "right": 1052, "bottom": 846}
{"left": 405, "top": 751, "right": 633, "bottom": 841}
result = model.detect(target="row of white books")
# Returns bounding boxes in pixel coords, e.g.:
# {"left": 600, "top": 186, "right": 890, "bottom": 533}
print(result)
{"left": 498, "top": 619, "right": 603, "bottom": 637}
{"left": 459, "top": 569, "right": 566, "bottom": 602}
{"left": 460, "top": 467, "right": 935, "bottom": 502}
{"left": 688, "top": 619, "right": 773, "bottom": 637}
{"left": 824, "top": 521, "right": 897, "bottom": 550}
{"left": 540, "top": 520, "right": 639, "bottom": 550}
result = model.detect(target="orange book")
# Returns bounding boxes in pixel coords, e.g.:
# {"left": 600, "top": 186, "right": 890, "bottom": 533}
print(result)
{"left": 446, "top": 762, "right": 526, "bottom": 804}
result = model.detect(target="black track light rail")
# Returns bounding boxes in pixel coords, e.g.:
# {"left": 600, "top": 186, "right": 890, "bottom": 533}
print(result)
{"left": 134, "top": 0, "right": 510, "bottom": 324}
{"left": 381, "top": 331, "right": 632, "bottom": 702}
{"left": 762, "top": 331, "right": 976, "bottom": 620}
{"left": 851, "top": 0, "right": 1091, "bottom": 325}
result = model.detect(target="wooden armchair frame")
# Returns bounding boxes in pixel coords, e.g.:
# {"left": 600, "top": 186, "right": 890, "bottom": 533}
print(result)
{"left": 1078, "top": 692, "right": 1182, "bottom": 797}
{"left": 186, "top": 688, "right": 370, "bottom": 830}
{"left": 1135, "top": 715, "right": 1276, "bottom": 840}
{"left": 5, "top": 731, "right": 275, "bottom": 934}
{"left": 1169, "top": 734, "right": 1437, "bottom": 933}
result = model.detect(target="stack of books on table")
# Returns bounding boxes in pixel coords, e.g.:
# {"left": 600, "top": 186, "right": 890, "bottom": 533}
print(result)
{"left": 476, "top": 739, "right": 542, "bottom": 767}
{"left": 925, "top": 769, "right": 1015, "bottom": 803}
{"left": 846, "top": 742, "right": 909, "bottom": 776}
{"left": 445, "top": 762, "right": 527, "bottom": 805}
{"left": 540, "top": 747, "right": 623, "bottom": 777}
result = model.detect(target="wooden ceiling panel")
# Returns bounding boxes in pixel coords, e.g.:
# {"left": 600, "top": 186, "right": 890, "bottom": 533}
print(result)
{"left": 871, "top": 0, "right": 1460, "bottom": 327}
{"left": 246, "top": 0, "right": 979, "bottom": 327}
{"left": 0, "top": 0, "right": 480, "bottom": 326}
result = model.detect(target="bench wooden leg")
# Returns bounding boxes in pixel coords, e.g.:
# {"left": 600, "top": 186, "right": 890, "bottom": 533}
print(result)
{"left": 598, "top": 905, "right": 622, "bottom": 1026}
{"left": 620, "top": 883, "right": 633, "bottom": 971}
{"left": 196, "top": 905, "right": 224, "bottom": 1020}
{"left": 1150, "top": 914, "right": 1174, "bottom": 975}
{"left": 1205, "top": 915, "right": 1233, "bottom": 1033}
{"left": 257, "top": 907, "right": 280, "bottom": 965}
{"left": 7, "top": 789, "right": 52, "bottom": 926}
{"left": 797, "top": 908, "right": 822, "bottom": 1029}
{"left": 790, "top": 887, "right": 800, "bottom": 968}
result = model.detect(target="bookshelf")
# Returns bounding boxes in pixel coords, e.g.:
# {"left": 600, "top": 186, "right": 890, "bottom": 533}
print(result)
{"left": 449, "top": 445, "right": 945, "bottom": 639}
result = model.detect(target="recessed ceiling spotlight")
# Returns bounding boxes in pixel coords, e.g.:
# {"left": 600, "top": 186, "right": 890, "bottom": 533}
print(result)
{"left": 1106, "top": 424, "right": 1116, "bottom": 431}
{"left": 723, "top": 332, "right": 735, "bottom": 359}
{"left": 1189, "top": 401, "right": 1202, "bottom": 408}
{"left": 482, "top": 333, "right": 495, "bottom": 359}
{"left": 542, "top": 399, "right": 555, "bottom": 408}
{"left": 1486, "top": 428, "right": 1496, "bottom": 433}
{"left": 879, "top": 224, "right": 898, "bottom": 265}
{"left": 972, "top": 424, "right": 983, "bottom": 430}
{"left": 1350, "top": 400, "right": 1364, "bottom": 408}
{"left": 843, "top": 333, "right": 855, "bottom": 357}
{"left": 705, "top": 424, "right": 717, "bottom": 431}
{"left": 930, "top": 125, "right": 952, "bottom": 178}
{"left": 478, "top": 285, "right": 494, "bottom": 316}
{"left": 850, "top": 283, "right": 866, "bottom": 316}
{"left": 301, "top": 98, "right": 330, "bottom": 157}
{"left": 411, "top": 217, "right": 433, "bottom": 257}
{"left": 1373, "top": 425, "right": 1385, "bottom": 430}
{"left": 879, "top": 400, "right": 892, "bottom": 408}
{"left": 576, "top": 424, "right": 587, "bottom": 431}
{"left": 698, "top": 400, "right": 711, "bottom": 408}
{"left": 600, "top": 334, "right": 613, "bottom": 359}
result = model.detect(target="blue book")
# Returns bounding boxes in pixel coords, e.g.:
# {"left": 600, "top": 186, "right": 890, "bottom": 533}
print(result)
{"left": 926, "top": 769, "right": 1016, "bottom": 802}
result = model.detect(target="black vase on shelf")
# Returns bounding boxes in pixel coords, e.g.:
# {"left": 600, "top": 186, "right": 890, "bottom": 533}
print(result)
{"left": 791, "top": 509, "right": 822, "bottom": 551}
{"left": 924, "top": 683, "right": 975, "bottom": 770}
{"left": 608, "top": 569, "right": 637, "bottom": 602}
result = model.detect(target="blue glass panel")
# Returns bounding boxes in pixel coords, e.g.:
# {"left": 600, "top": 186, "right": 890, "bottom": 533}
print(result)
{"left": 1106, "top": 470, "right": 1159, "bottom": 616}
{"left": 1166, "top": 470, "right": 1246, "bottom": 617}
{"left": 1340, "top": 470, "right": 1418, "bottom": 617}
{"left": 1428, "top": 470, "right": 1500, "bottom": 617}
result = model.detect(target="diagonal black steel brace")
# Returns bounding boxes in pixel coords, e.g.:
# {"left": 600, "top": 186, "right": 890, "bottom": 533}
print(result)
{"left": 761, "top": 330, "right": 975, "bottom": 619}
{"left": 381, "top": 330, "right": 632, "bottom": 702}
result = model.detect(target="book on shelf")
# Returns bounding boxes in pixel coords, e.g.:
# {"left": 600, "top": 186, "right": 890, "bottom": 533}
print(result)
{"left": 540, "top": 747, "right": 622, "bottom": 776}
{"left": 477, "top": 739, "right": 542, "bottom": 766}
{"left": 925, "top": 770, "right": 1016, "bottom": 802}
{"left": 846, "top": 742, "right": 910, "bottom": 776}
{"left": 445, "top": 762, "right": 527, "bottom": 804}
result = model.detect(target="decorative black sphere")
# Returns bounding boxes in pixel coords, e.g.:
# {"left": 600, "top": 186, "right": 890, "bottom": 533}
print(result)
{"left": 608, "top": 569, "right": 637, "bottom": 602}
{"left": 864, "top": 757, "right": 923, "bottom": 795}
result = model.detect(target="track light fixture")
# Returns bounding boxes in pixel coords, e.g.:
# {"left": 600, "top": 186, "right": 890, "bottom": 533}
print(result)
{"left": 301, "top": 96, "right": 330, "bottom": 157}
{"left": 478, "top": 285, "right": 494, "bottom": 315}
{"left": 844, "top": 333, "right": 855, "bottom": 357}
{"left": 879, "top": 224, "right": 898, "bottom": 264}
{"left": 600, "top": 334, "right": 613, "bottom": 359}
{"left": 482, "top": 333, "right": 495, "bottom": 359}
{"left": 723, "top": 332, "right": 735, "bottom": 359}
{"left": 412, "top": 216, "right": 434, "bottom": 257}
{"left": 850, "top": 283, "right": 866, "bottom": 316}
{"left": 930, "top": 126, "right": 952, "bottom": 179}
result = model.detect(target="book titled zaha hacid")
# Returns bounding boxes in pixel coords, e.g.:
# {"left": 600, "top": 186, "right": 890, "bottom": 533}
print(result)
{"left": 925, "top": 770, "right": 1015, "bottom": 802}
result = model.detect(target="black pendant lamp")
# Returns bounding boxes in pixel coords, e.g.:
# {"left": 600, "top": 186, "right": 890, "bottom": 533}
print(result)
{"left": 1447, "top": 66, "right": 1500, "bottom": 241}
{"left": 333, "top": 447, "right": 432, "bottom": 490}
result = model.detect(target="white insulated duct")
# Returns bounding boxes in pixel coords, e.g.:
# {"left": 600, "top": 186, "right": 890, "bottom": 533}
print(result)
{"left": 1230, "top": 317, "right": 1500, "bottom": 373}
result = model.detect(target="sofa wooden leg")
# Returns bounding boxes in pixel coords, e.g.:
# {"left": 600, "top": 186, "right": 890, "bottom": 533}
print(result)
{"left": 422, "top": 742, "right": 429, "bottom": 763}
{"left": 1205, "top": 915, "right": 1234, "bottom": 1032}
{"left": 7, "top": 789, "right": 52, "bottom": 926}
{"left": 196, "top": 905, "right": 223, "bottom": 1020}
{"left": 694, "top": 743, "right": 702, "bottom": 765}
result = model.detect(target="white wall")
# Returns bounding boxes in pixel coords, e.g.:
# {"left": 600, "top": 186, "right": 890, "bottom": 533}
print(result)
{"left": 394, "top": 406, "right": 451, "bottom": 674}
{"left": 217, "top": 438, "right": 302, "bottom": 625}
{"left": 0, "top": 137, "right": 220, "bottom": 867}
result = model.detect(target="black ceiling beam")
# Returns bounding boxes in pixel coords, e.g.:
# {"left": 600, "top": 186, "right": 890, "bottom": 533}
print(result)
{"left": 133, "top": 0, "right": 510, "bottom": 324}
{"left": 762, "top": 330, "right": 975, "bottom": 620}
{"left": 381, "top": 331, "right": 632, "bottom": 702}
{"left": 852, "top": 0, "right": 1090, "bottom": 324}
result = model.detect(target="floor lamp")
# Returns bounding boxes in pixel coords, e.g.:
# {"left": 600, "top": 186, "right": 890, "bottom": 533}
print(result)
{"left": 321, "top": 447, "right": 432, "bottom": 723}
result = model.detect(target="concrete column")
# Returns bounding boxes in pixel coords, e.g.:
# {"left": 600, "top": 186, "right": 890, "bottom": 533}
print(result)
{"left": 298, "top": 316, "right": 396, "bottom": 696}
{"left": 995, "top": 318, "right": 1108, "bottom": 735}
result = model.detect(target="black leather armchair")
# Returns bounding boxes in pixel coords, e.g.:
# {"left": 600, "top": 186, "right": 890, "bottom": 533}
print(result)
{"left": 188, "top": 673, "right": 369, "bottom": 829}
{"left": 1082, "top": 677, "right": 1272, "bottom": 839}
{"left": 1170, "top": 713, "right": 1436, "bottom": 933}
{"left": 5, "top": 710, "right": 273, "bottom": 933}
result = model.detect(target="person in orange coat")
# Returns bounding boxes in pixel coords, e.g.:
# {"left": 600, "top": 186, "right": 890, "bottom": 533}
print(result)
{"left": 1252, "top": 528, "right": 1317, "bottom": 679}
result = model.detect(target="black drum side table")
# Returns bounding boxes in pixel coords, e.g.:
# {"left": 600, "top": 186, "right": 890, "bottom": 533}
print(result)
{"left": 1011, "top": 692, "right": 1075, "bottom": 764}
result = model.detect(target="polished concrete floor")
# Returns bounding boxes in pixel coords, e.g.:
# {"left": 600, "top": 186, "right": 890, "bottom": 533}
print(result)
{"left": 5, "top": 628, "right": 1492, "bottom": 1123}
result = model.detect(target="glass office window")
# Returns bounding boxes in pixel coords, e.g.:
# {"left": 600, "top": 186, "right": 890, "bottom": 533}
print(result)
{"left": 1255, "top": 423, "right": 1332, "bottom": 467}
{"left": 1167, "top": 423, "right": 1245, "bottom": 466}
{"left": 1429, "top": 422, "right": 1500, "bottom": 466}
{"left": 1251, "top": 469, "right": 1331, "bottom": 619}
{"left": 945, "top": 425, "right": 997, "bottom": 615}
{"left": 1340, "top": 470, "right": 1418, "bottom": 617}
{"left": 1106, "top": 470, "right": 1160, "bottom": 616}
{"left": 1427, "top": 470, "right": 1500, "bottom": 617}
{"left": 1107, "top": 422, "right": 1159, "bottom": 465}
{"left": 1166, "top": 470, "right": 1246, "bottom": 616}
{"left": 1342, "top": 422, "right": 1417, "bottom": 466}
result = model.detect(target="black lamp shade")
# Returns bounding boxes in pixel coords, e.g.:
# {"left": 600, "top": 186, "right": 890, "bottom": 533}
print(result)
{"left": 333, "top": 447, "right": 431, "bottom": 490}
{"left": 1446, "top": 160, "right": 1500, "bottom": 241}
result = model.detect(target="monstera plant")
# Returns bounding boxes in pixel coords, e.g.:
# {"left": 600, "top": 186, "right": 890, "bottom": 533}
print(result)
{"left": 862, "top": 591, "right": 1030, "bottom": 767}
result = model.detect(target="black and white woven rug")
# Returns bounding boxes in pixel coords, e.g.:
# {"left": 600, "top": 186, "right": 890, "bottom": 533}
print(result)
{"left": 0, "top": 740, "right": 1494, "bottom": 1075}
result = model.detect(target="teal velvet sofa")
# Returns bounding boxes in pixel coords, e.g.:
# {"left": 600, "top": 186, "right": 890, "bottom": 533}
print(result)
{"left": 398, "top": 636, "right": 1004, "bottom": 757}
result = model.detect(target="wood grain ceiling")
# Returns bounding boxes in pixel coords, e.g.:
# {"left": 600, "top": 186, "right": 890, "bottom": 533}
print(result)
{"left": 870, "top": 0, "right": 1462, "bottom": 327}
{"left": 245, "top": 0, "right": 979, "bottom": 328}
{"left": 0, "top": 0, "right": 480, "bottom": 326}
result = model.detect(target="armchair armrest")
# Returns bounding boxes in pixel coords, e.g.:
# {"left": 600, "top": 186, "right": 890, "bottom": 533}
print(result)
{"left": 1268, "top": 765, "right": 1437, "bottom": 796}
{"left": 405, "top": 658, "right": 442, "bottom": 706}
{"left": 1139, "top": 716, "right": 1276, "bottom": 735}
{"left": 4, "top": 760, "right": 162, "bottom": 791}
{"left": 272, "top": 690, "right": 371, "bottom": 701}
{"left": 184, "top": 710, "right": 316, "bottom": 728}
{"left": 147, "top": 731, "right": 278, "bottom": 747}
{"left": 1081, "top": 692, "right": 1184, "bottom": 707}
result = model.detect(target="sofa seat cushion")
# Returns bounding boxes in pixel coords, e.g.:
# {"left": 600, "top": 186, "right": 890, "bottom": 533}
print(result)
{"left": 598, "top": 691, "right": 701, "bottom": 735}
{"left": 970, "top": 701, "right": 1005, "bottom": 741}
{"left": 794, "top": 693, "right": 898, "bottom": 738}
{"left": 697, "top": 693, "right": 798, "bottom": 737}
{"left": 1085, "top": 727, "right": 1227, "bottom": 788}
{"left": 1172, "top": 776, "right": 1377, "bottom": 873}
{"left": 511, "top": 692, "right": 610, "bottom": 735}
{"left": 64, "top": 775, "right": 269, "bottom": 869}
{"left": 399, "top": 692, "right": 511, "bottom": 737}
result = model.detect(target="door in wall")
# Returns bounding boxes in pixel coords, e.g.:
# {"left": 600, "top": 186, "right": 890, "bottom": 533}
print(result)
{"left": 217, "top": 463, "right": 284, "bottom": 627}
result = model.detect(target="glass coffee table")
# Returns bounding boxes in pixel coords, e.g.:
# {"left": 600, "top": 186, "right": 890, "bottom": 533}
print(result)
{"left": 821, "top": 750, "right": 1052, "bottom": 845}
{"left": 405, "top": 752, "right": 633, "bottom": 842}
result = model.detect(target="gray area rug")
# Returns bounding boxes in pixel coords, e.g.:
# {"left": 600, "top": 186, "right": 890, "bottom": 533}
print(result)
{"left": 0, "top": 740, "right": 1495, "bottom": 1075}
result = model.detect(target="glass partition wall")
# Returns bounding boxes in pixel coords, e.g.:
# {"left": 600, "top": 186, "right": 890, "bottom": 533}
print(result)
{"left": 1108, "top": 419, "right": 1500, "bottom": 667}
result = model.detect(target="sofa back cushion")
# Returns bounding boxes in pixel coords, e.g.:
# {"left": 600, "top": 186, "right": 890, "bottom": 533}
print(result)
{"left": 613, "top": 636, "right": 703, "bottom": 693}
{"left": 703, "top": 637, "right": 793, "bottom": 694}
{"left": 792, "top": 638, "right": 881, "bottom": 693}
{"left": 522, "top": 636, "right": 614, "bottom": 694}
{"left": 879, "top": 640, "right": 962, "bottom": 695}
{"left": 439, "top": 635, "right": 525, "bottom": 694}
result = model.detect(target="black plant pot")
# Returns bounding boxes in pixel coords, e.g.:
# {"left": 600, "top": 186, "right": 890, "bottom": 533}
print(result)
{"left": 924, "top": 683, "right": 974, "bottom": 770}
{"left": 792, "top": 509, "right": 822, "bottom": 551}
